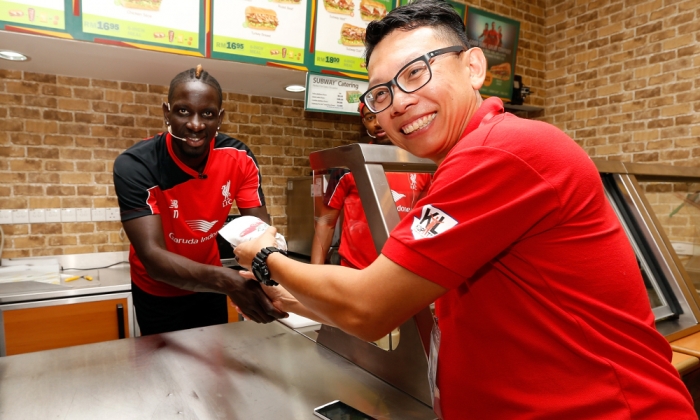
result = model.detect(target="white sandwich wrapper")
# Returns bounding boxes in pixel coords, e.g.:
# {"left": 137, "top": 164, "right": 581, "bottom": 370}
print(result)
{"left": 218, "top": 215, "right": 287, "bottom": 251}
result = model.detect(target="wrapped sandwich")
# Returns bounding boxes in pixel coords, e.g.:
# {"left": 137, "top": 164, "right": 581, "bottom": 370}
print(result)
{"left": 360, "top": 0, "right": 386, "bottom": 21}
{"left": 490, "top": 62, "right": 511, "bottom": 80}
{"left": 323, "top": 0, "right": 354, "bottom": 15}
{"left": 245, "top": 6, "right": 279, "bottom": 31}
{"left": 119, "top": 0, "right": 162, "bottom": 11}
{"left": 345, "top": 90, "right": 361, "bottom": 103}
{"left": 340, "top": 23, "right": 365, "bottom": 47}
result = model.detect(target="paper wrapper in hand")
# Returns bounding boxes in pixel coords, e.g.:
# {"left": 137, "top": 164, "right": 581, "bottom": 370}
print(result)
{"left": 218, "top": 216, "right": 287, "bottom": 251}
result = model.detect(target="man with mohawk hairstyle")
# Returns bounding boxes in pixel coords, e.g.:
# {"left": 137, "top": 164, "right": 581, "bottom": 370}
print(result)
{"left": 114, "top": 65, "right": 286, "bottom": 335}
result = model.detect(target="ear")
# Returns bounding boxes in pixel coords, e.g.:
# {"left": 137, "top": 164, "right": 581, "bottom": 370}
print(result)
{"left": 218, "top": 108, "right": 225, "bottom": 127}
{"left": 465, "top": 48, "right": 487, "bottom": 91}
{"left": 162, "top": 101, "right": 170, "bottom": 123}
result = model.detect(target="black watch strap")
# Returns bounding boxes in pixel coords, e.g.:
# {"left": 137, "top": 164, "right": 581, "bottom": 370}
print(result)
{"left": 251, "top": 247, "right": 286, "bottom": 286}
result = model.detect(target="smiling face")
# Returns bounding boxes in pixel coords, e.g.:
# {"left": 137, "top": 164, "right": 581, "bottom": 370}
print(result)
{"left": 367, "top": 27, "right": 486, "bottom": 164}
{"left": 361, "top": 110, "right": 388, "bottom": 144}
{"left": 163, "top": 81, "right": 224, "bottom": 170}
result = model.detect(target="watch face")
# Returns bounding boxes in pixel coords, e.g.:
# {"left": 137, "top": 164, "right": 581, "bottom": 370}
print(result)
{"left": 252, "top": 258, "right": 270, "bottom": 284}
{"left": 252, "top": 266, "right": 265, "bottom": 283}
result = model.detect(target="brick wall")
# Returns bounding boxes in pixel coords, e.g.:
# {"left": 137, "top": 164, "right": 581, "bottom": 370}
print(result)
{"left": 2, "top": 0, "right": 699, "bottom": 258}
{"left": 544, "top": 0, "right": 700, "bottom": 163}
{"left": 0, "top": 70, "right": 361, "bottom": 258}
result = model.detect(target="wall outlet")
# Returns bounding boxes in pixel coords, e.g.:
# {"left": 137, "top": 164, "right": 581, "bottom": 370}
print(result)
{"left": 91, "top": 208, "right": 106, "bottom": 222}
{"left": 29, "top": 209, "right": 46, "bottom": 223}
{"left": 61, "top": 208, "right": 77, "bottom": 222}
{"left": 672, "top": 241, "right": 694, "bottom": 256}
{"left": 46, "top": 209, "right": 61, "bottom": 223}
{"left": 76, "top": 208, "right": 91, "bottom": 222}
{"left": 106, "top": 208, "right": 120, "bottom": 221}
{"left": 12, "top": 210, "right": 29, "bottom": 224}
{"left": 0, "top": 210, "right": 12, "bottom": 225}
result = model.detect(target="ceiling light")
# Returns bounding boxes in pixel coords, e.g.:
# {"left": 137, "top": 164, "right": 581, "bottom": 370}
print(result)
{"left": 285, "top": 84, "right": 305, "bottom": 93}
{"left": 0, "top": 50, "right": 29, "bottom": 61}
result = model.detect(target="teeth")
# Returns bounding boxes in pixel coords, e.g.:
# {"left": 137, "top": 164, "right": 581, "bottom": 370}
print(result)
{"left": 402, "top": 113, "right": 436, "bottom": 134}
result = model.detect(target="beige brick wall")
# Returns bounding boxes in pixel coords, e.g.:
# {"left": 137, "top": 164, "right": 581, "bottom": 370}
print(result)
{"left": 2, "top": 0, "right": 699, "bottom": 258}
{"left": 0, "top": 69, "right": 361, "bottom": 258}
{"left": 544, "top": 0, "right": 700, "bottom": 163}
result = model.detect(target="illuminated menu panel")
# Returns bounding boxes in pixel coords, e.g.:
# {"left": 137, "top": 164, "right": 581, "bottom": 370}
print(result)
{"left": 81, "top": 0, "right": 202, "bottom": 52}
{"left": 211, "top": 0, "right": 308, "bottom": 66}
{"left": 0, "top": 0, "right": 65, "bottom": 30}
{"left": 465, "top": 6, "right": 520, "bottom": 101}
{"left": 312, "top": 0, "right": 393, "bottom": 77}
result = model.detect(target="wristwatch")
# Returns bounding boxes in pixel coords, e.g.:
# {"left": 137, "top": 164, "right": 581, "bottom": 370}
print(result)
{"left": 251, "top": 247, "right": 286, "bottom": 286}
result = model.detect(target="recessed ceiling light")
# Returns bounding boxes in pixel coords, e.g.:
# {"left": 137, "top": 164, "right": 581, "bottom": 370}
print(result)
{"left": 285, "top": 84, "right": 305, "bottom": 93}
{"left": 0, "top": 50, "right": 29, "bottom": 61}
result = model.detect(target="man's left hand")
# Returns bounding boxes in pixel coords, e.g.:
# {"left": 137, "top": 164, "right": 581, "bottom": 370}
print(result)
{"left": 234, "top": 226, "right": 278, "bottom": 268}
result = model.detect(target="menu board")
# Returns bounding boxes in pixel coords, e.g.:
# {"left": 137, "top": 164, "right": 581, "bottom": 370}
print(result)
{"left": 211, "top": 0, "right": 307, "bottom": 66}
{"left": 305, "top": 72, "right": 368, "bottom": 114}
{"left": 81, "top": 0, "right": 203, "bottom": 53}
{"left": 397, "top": 0, "right": 464, "bottom": 21}
{"left": 465, "top": 7, "right": 520, "bottom": 101}
{"left": 312, "top": 0, "right": 393, "bottom": 77}
{"left": 0, "top": 0, "right": 65, "bottom": 30}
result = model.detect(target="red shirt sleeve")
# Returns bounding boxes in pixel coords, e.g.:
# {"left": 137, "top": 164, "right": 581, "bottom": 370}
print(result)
{"left": 325, "top": 170, "right": 353, "bottom": 211}
{"left": 233, "top": 152, "right": 265, "bottom": 209}
{"left": 382, "top": 146, "right": 561, "bottom": 290}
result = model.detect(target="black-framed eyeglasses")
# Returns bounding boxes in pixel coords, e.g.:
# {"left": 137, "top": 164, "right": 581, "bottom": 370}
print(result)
{"left": 360, "top": 45, "right": 467, "bottom": 114}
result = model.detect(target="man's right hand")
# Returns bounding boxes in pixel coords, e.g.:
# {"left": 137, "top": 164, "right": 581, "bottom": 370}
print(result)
{"left": 223, "top": 268, "right": 288, "bottom": 323}
{"left": 123, "top": 215, "right": 287, "bottom": 323}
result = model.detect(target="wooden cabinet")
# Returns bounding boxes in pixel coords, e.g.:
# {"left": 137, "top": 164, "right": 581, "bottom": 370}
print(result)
{"left": 0, "top": 292, "right": 133, "bottom": 356}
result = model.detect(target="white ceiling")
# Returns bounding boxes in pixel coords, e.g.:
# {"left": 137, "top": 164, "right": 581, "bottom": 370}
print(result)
{"left": 0, "top": 30, "right": 309, "bottom": 100}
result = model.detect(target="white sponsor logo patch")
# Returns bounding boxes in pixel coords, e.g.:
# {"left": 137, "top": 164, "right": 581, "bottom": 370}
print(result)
{"left": 222, "top": 180, "right": 233, "bottom": 207}
{"left": 410, "top": 205, "right": 457, "bottom": 239}
{"left": 186, "top": 219, "right": 217, "bottom": 233}
{"left": 391, "top": 190, "right": 406, "bottom": 203}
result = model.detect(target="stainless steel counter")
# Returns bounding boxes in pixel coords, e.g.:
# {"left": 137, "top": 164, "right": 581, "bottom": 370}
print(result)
{"left": 0, "top": 252, "right": 131, "bottom": 304}
{"left": 0, "top": 320, "right": 435, "bottom": 420}
{"left": 0, "top": 252, "right": 136, "bottom": 355}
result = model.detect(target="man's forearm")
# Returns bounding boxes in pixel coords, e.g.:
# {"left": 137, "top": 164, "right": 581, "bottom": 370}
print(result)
{"left": 311, "top": 223, "right": 335, "bottom": 264}
{"left": 139, "top": 247, "right": 232, "bottom": 294}
{"left": 265, "top": 253, "right": 394, "bottom": 341}
{"left": 274, "top": 290, "right": 336, "bottom": 327}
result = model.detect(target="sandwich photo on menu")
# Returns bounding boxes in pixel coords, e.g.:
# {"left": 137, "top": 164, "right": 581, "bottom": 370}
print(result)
{"left": 245, "top": 6, "right": 279, "bottom": 31}
{"left": 360, "top": 0, "right": 386, "bottom": 21}
{"left": 323, "top": 0, "right": 354, "bottom": 15}
{"left": 490, "top": 62, "right": 511, "bottom": 80}
{"left": 118, "top": 0, "right": 162, "bottom": 11}
{"left": 340, "top": 23, "right": 365, "bottom": 47}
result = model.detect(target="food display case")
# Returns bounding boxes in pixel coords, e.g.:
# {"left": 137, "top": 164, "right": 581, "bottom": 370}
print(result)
{"left": 307, "top": 145, "right": 700, "bottom": 408}
{"left": 310, "top": 144, "right": 438, "bottom": 406}
{"left": 596, "top": 160, "right": 700, "bottom": 341}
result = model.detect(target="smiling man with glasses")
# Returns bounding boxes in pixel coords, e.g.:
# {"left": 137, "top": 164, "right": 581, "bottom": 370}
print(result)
{"left": 232, "top": 1, "right": 696, "bottom": 418}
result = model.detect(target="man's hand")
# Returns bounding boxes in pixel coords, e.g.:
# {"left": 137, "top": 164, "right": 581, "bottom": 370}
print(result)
{"left": 237, "top": 270, "right": 334, "bottom": 326}
{"left": 234, "top": 226, "right": 278, "bottom": 268}
{"left": 223, "top": 268, "right": 287, "bottom": 323}
{"left": 236, "top": 270, "right": 292, "bottom": 315}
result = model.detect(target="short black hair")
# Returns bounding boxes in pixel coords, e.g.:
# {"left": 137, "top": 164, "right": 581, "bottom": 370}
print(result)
{"left": 364, "top": 0, "right": 468, "bottom": 66}
{"left": 168, "top": 65, "right": 223, "bottom": 107}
